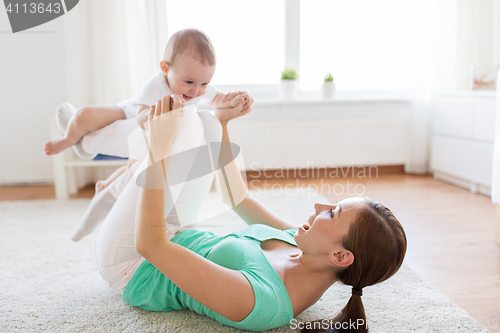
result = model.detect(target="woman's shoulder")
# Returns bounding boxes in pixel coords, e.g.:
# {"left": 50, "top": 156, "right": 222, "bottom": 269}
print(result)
{"left": 230, "top": 224, "right": 297, "bottom": 243}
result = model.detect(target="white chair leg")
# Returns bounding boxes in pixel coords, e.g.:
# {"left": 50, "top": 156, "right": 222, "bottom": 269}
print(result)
{"left": 54, "top": 154, "right": 68, "bottom": 200}
{"left": 49, "top": 118, "right": 69, "bottom": 200}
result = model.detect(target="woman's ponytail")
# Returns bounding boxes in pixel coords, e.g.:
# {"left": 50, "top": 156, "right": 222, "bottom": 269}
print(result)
{"left": 301, "top": 288, "right": 368, "bottom": 333}
{"left": 331, "top": 289, "right": 368, "bottom": 333}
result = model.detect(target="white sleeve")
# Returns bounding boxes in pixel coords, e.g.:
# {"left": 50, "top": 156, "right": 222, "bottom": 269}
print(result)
{"left": 133, "top": 75, "right": 164, "bottom": 108}
{"left": 200, "top": 84, "right": 219, "bottom": 104}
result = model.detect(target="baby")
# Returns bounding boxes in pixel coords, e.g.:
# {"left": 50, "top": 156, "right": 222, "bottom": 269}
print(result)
{"left": 44, "top": 28, "right": 252, "bottom": 159}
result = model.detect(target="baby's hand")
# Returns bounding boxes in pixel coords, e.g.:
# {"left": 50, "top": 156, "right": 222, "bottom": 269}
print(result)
{"left": 221, "top": 91, "right": 253, "bottom": 113}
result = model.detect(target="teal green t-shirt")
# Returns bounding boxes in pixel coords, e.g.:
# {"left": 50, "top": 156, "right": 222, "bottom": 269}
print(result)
{"left": 123, "top": 224, "right": 298, "bottom": 331}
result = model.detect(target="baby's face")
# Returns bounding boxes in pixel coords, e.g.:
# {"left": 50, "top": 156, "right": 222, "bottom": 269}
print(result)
{"left": 164, "top": 53, "right": 215, "bottom": 102}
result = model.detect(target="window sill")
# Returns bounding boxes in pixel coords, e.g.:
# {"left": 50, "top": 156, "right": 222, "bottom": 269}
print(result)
{"left": 438, "top": 90, "right": 496, "bottom": 99}
{"left": 253, "top": 95, "right": 412, "bottom": 107}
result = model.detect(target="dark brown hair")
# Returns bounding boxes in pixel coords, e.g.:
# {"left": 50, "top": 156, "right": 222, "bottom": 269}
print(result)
{"left": 164, "top": 28, "right": 216, "bottom": 66}
{"left": 302, "top": 198, "right": 407, "bottom": 333}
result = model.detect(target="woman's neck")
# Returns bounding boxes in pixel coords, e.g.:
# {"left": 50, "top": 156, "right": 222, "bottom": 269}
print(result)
{"left": 282, "top": 252, "right": 339, "bottom": 316}
{"left": 285, "top": 252, "right": 339, "bottom": 295}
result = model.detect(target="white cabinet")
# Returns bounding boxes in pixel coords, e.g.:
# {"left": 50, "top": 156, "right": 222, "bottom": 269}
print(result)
{"left": 431, "top": 92, "right": 496, "bottom": 196}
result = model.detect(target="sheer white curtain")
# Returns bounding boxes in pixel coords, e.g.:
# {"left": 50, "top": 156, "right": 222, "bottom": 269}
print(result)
{"left": 405, "top": 0, "right": 459, "bottom": 173}
{"left": 61, "top": 0, "right": 166, "bottom": 108}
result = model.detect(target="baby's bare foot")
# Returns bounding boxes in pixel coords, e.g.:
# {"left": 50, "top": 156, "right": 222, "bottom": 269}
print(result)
{"left": 44, "top": 137, "right": 72, "bottom": 155}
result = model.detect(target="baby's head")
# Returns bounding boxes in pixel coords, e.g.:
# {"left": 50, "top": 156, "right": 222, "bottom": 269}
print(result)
{"left": 160, "top": 28, "right": 216, "bottom": 102}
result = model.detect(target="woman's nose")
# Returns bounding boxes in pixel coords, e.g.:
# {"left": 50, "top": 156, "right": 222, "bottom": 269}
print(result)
{"left": 314, "top": 202, "right": 335, "bottom": 214}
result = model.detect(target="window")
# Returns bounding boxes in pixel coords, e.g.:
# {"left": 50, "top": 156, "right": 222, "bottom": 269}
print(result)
{"left": 299, "top": 0, "right": 420, "bottom": 91}
{"left": 166, "top": 0, "right": 285, "bottom": 85}
{"left": 165, "top": 0, "right": 421, "bottom": 92}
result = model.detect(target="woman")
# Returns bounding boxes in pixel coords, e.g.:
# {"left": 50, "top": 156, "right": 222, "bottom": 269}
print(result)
{"left": 95, "top": 95, "right": 407, "bottom": 333}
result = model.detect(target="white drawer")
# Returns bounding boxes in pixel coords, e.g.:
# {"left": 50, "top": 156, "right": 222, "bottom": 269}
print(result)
{"left": 431, "top": 135, "right": 473, "bottom": 180}
{"left": 473, "top": 99, "right": 497, "bottom": 142}
{"left": 471, "top": 141, "right": 494, "bottom": 186}
{"left": 433, "top": 98, "right": 474, "bottom": 139}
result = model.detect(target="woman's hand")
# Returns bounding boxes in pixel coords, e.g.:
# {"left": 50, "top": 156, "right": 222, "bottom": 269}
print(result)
{"left": 147, "top": 94, "right": 184, "bottom": 163}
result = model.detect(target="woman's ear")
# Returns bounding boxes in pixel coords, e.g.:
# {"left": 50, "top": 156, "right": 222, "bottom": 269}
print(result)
{"left": 160, "top": 61, "right": 170, "bottom": 76}
{"left": 329, "top": 250, "right": 354, "bottom": 268}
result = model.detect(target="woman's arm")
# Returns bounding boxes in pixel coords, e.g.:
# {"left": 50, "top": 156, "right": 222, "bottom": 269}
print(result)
{"left": 215, "top": 106, "right": 298, "bottom": 231}
{"left": 135, "top": 95, "right": 255, "bottom": 322}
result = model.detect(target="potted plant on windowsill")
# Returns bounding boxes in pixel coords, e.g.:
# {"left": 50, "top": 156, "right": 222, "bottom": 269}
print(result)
{"left": 280, "top": 67, "right": 298, "bottom": 100}
{"left": 322, "top": 73, "right": 335, "bottom": 98}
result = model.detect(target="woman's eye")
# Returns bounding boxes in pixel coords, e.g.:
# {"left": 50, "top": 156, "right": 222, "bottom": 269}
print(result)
{"left": 329, "top": 209, "right": 334, "bottom": 218}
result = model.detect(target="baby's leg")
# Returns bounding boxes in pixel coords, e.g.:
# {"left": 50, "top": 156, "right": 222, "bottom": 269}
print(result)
{"left": 80, "top": 118, "right": 139, "bottom": 158}
{"left": 44, "top": 105, "right": 125, "bottom": 155}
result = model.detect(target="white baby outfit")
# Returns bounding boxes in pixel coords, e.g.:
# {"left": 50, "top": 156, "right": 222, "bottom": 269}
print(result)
{"left": 117, "top": 70, "right": 218, "bottom": 119}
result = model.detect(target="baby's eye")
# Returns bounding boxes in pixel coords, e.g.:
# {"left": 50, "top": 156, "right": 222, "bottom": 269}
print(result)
{"left": 201, "top": 83, "right": 208, "bottom": 86}
{"left": 329, "top": 209, "right": 334, "bottom": 218}
{"left": 185, "top": 81, "right": 193, "bottom": 84}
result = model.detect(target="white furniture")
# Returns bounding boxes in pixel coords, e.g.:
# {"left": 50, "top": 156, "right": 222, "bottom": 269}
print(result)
{"left": 431, "top": 91, "right": 496, "bottom": 196}
{"left": 49, "top": 118, "right": 127, "bottom": 200}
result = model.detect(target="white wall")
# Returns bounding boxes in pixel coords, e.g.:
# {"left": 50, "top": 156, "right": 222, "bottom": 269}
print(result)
{"left": 0, "top": 11, "right": 66, "bottom": 184}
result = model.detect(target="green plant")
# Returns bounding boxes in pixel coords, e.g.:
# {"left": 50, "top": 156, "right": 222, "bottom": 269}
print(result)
{"left": 324, "top": 73, "right": 334, "bottom": 82}
{"left": 281, "top": 67, "right": 298, "bottom": 80}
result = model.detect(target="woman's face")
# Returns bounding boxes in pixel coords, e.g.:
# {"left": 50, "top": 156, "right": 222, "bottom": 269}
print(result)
{"left": 294, "top": 197, "right": 367, "bottom": 256}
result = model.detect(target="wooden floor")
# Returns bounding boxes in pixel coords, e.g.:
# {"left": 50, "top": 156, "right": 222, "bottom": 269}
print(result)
{"left": 1, "top": 171, "right": 499, "bottom": 329}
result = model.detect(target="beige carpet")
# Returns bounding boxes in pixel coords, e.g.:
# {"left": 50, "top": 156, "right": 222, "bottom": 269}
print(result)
{"left": 0, "top": 190, "right": 488, "bottom": 332}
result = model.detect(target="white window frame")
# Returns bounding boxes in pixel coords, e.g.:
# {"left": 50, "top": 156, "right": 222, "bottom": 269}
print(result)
{"left": 215, "top": 0, "right": 301, "bottom": 99}
{"left": 159, "top": 0, "right": 413, "bottom": 100}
